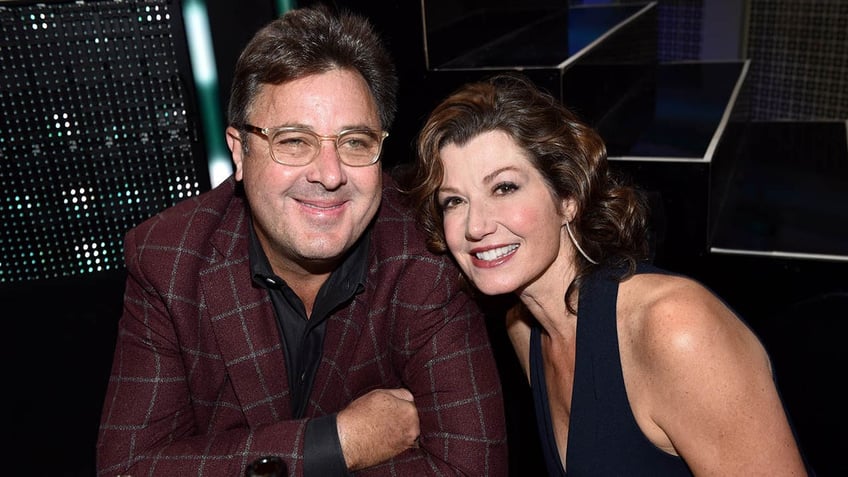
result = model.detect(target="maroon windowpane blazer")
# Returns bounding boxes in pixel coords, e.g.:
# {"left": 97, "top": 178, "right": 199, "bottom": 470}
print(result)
{"left": 96, "top": 173, "right": 508, "bottom": 476}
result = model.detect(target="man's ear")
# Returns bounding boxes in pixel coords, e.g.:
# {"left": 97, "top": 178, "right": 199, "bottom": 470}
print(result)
{"left": 226, "top": 126, "right": 245, "bottom": 181}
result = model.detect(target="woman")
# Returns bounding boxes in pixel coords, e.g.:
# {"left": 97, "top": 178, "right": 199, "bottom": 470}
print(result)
{"left": 401, "top": 73, "right": 810, "bottom": 476}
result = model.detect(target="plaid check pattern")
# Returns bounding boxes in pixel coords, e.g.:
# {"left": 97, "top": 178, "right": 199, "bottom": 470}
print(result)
{"left": 96, "top": 173, "right": 508, "bottom": 476}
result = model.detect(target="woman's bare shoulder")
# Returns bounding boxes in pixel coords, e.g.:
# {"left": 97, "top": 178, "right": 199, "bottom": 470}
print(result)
{"left": 619, "top": 272, "right": 764, "bottom": 372}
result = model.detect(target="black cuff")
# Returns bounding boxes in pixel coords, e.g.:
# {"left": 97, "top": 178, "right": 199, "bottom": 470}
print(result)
{"left": 304, "top": 413, "right": 350, "bottom": 477}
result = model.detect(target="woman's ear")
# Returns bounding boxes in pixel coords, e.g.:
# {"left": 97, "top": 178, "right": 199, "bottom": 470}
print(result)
{"left": 562, "top": 197, "right": 578, "bottom": 224}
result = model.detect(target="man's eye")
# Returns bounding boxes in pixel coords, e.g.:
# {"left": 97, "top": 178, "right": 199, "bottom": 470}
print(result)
{"left": 339, "top": 132, "right": 378, "bottom": 151}
{"left": 339, "top": 136, "right": 368, "bottom": 150}
{"left": 279, "top": 137, "right": 307, "bottom": 146}
{"left": 274, "top": 134, "right": 313, "bottom": 149}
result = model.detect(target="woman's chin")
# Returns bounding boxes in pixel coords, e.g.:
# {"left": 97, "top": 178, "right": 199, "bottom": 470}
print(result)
{"left": 472, "top": 280, "right": 519, "bottom": 297}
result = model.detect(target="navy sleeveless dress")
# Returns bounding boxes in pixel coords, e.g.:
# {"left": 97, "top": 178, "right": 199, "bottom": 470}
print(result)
{"left": 530, "top": 263, "right": 694, "bottom": 476}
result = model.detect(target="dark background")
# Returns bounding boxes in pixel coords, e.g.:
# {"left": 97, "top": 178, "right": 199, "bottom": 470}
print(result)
{"left": 2, "top": 0, "right": 845, "bottom": 475}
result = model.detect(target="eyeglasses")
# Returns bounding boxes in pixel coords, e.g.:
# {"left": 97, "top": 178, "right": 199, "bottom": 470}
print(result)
{"left": 238, "top": 124, "right": 388, "bottom": 167}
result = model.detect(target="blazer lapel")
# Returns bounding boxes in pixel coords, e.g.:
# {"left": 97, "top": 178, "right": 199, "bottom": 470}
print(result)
{"left": 201, "top": 193, "right": 291, "bottom": 424}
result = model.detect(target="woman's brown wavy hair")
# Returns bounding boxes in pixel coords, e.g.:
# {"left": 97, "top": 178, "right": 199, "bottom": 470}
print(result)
{"left": 400, "top": 73, "right": 651, "bottom": 312}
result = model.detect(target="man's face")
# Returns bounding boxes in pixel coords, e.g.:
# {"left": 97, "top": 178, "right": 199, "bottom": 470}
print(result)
{"left": 227, "top": 69, "right": 383, "bottom": 278}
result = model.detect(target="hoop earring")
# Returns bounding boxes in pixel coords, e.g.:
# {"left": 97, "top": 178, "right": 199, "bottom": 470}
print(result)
{"left": 566, "top": 221, "right": 598, "bottom": 264}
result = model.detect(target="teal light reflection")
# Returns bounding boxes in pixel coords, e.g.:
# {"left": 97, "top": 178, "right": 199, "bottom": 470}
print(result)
{"left": 276, "top": 0, "right": 296, "bottom": 14}
{"left": 183, "top": 0, "right": 231, "bottom": 187}
{"left": 182, "top": 0, "right": 297, "bottom": 188}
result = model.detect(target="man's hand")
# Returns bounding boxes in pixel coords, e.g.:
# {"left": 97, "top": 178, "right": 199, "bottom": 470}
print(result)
{"left": 336, "top": 388, "right": 420, "bottom": 471}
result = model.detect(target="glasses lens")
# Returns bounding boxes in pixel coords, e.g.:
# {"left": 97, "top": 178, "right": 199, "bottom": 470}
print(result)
{"left": 267, "top": 128, "right": 383, "bottom": 166}
{"left": 337, "top": 130, "right": 382, "bottom": 166}
{"left": 270, "top": 129, "right": 318, "bottom": 166}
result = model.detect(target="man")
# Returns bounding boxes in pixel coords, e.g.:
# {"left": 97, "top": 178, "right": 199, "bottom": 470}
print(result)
{"left": 96, "top": 5, "right": 507, "bottom": 476}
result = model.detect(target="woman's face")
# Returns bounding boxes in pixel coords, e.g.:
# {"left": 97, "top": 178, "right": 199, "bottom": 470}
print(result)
{"left": 437, "top": 130, "right": 572, "bottom": 296}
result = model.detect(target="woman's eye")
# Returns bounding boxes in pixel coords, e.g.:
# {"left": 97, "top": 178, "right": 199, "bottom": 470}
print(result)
{"left": 440, "top": 196, "right": 462, "bottom": 210}
{"left": 494, "top": 182, "right": 518, "bottom": 195}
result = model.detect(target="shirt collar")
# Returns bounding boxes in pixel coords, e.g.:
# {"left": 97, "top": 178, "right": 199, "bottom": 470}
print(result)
{"left": 248, "top": 218, "right": 369, "bottom": 299}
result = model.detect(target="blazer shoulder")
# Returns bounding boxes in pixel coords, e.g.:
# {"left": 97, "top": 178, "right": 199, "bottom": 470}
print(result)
{"left": 129, "top": 177, "right": 244, "bottom": 241}
{"left": 369, "top": 176, "right": 463, "bottom": 293}
{"left": 123, "top": 177, "right": 249, "bottom": 271}
{"left": 373, "top": 176, "right": 434, "bottom": 256}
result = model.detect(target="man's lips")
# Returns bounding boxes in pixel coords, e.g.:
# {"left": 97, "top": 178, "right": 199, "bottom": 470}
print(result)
{"left": 295, "top": 196, "right": 348, "bottom": 210}
{"left": 291, "top": 197, "right": 351, "bottom": 221}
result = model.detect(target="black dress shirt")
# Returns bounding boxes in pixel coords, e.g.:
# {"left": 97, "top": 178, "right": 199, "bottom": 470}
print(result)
{"left": 249, "top": 222, "right": 368, "bottom": 476}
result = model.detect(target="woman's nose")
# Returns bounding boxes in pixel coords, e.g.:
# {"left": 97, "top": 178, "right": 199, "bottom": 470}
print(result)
{"left": 465, "top": 202, "right": 494, "bottom": 240}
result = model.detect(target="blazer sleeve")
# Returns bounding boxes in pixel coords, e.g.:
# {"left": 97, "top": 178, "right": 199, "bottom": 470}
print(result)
{"left": 360, "top": 255, "right": 509, "bottom": 476}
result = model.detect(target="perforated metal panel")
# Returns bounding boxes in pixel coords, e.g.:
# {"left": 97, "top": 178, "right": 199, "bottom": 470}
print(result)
{"left": 747, "top": 0, "right": 848, "bottom": 120}
{"left": 656, "top": 0, "right": 702, "bottom": 61}
{"left": 0, "top": 0, "right": 210, "bottom": 284}
{"left": 572, "top": 0, "right": 703, "bottom": 61}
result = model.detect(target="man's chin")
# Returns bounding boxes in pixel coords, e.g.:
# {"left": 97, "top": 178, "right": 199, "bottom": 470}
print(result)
{"left": 294, "top": 241, "right": 350, "bottom": 268}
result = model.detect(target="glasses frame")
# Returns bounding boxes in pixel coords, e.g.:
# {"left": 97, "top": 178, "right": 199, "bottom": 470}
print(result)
{"left": 238, "top": 124, "right": 389, "bottom": 167}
